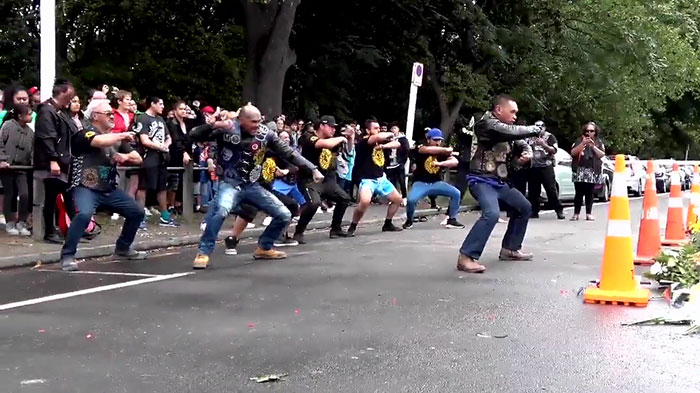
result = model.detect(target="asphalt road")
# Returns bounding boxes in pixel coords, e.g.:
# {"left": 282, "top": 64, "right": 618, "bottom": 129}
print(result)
{"left": 1, "top": 195, "right": 699, "bottom": 393}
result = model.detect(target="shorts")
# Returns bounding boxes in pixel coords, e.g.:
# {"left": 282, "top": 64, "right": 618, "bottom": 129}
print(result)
{"left": 167, "top": 172, "right": 181, "bottom": 192}
{"left": 359, "top": 175, "right": 396, "bottom": 198}
{"left": 139, "top": 166, "right": 168, "bottom": 192}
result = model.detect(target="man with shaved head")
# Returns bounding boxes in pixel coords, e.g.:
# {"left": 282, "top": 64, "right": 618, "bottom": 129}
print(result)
{"left": 189, "top": 103, "right": 323, "bottom": 269}
{"left": 59, "top": 99, "right": 145, "bottom": 271}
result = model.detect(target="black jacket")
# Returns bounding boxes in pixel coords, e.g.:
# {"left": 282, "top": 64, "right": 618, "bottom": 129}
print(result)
{"left": 166, "top": 118, "right": 193, "bottom": 167}
{"left": 34, "top": 99, "right": 77, "bottom": 173}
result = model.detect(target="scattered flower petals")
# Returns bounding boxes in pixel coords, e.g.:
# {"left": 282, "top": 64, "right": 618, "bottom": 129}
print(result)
{"left": 294, "top": 309, "right": 300, "bottom": 314}
{"left": 248, "top": 323, "right": 255, "bottom": 328}
{"left": 37, "top": 329, "right": 46, "bottom": 333}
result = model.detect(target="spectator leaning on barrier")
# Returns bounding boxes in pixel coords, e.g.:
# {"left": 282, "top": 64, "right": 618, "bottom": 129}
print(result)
{"left": 34, "top": 79, "right": 78, "bottom": 244}
{"left": 59, "top": 99, "right": 146, "bottom": 271}
{"left": 0, "top": 104, "right": 34, "bottom": 236}
{"left": 134, "top": 96, "right": 179, "bottom": 228}
{"left": 0, "top": 84, "right": 31, "bottom": 128}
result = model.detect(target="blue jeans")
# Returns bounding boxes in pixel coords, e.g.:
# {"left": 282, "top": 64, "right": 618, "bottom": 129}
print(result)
{"left": 198, "top": 182, "right": 291, "bottom": 255}
{"left": 406, "top": 181, "right": 461, "bottom": 221}
{"left": 460, "top": 182, "right": 531, "bottom": 259}
{"left": 61, "top": 187, "right": 144, "bottom": 258}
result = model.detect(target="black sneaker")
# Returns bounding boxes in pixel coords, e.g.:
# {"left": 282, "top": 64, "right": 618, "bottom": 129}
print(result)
{"left": 402, "top": 220, "right": 414, "bottom": 229}
{"left": 159, "top": 217, "right": 180, "bottom": 227}
{"left": 382, "top": 222, "right": 403, "bottom": 232}
{"left": 60, "top": 257, "right": 79, "bottom": 272}
{"left": 556, "top": 211, "right": 565, "bottom": 220}
{"left": 445, "top": 218, "right": 465, "bottom": 229}
{"left": 330, "top": 229, "right": 353, "bottom": 238}
{"left": 224, "top": 236, "right": 239, "bottom": 255}
{"left": 44, "top": 233, "right": 63, "bottom": 244}
{"left": 273, "top": 237, "right": 299, "bottom": 247}
{"left": 292, "top": 233, "right": 307, "bottom": 244}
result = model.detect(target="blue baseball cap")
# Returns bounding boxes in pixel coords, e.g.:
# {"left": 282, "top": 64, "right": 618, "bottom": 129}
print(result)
{"left": 427, "top": 128, "right": 444, "bottom": 140}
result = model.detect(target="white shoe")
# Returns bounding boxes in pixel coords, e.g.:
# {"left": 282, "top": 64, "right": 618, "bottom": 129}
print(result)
{"left": 262, "top": 216, "right": 272, "bottom": 226}
{"left": 246, "top": 222, "right": 256, "bottom": 229}
{"left": 326, "top": 205, "right": 335, "bottom": 212}
{"left": 144, "top": 208, "right": 153, "bottom": 217}
{"left": 111, "top": 213, "right": 121, "bottom": 220}
{"left": 6, "top": 222, "right": 19, "bottom": 235}
{"left": 16, "top": 222, "right": 30, "bottom": 236}
{"left": 440, "top": 217, "right": 448, "bottom": 226}
{"left": 200, "top": 221, "right": 207, "bottom": 231}
{"left": 401, "top": 198, "right": 407, "bottom": 207}
{"left": 0, "top": 214, "right": 6, "bottom": 226}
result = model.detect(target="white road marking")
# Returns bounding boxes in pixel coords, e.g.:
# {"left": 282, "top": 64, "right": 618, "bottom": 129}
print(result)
{"left": 0, "top": 272, "right": 194, "bottom": 312}
{"left": 34, "top": 269, "right": 159, "bottom": 278}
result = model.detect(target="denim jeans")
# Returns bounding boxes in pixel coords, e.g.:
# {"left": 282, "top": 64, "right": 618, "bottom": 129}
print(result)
{"left": 460, "top": 182, "right": 531, "bottom": 259}
{"left": 198, "top": 182, "right": 291, "bottom": 255}
{"left": 61, "top": 187, "right": 144, "bottom": 259}
{"left": 406, "top": 181, "right": 461, "bottom": 221}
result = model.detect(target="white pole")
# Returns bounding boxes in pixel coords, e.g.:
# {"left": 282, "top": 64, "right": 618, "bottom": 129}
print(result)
{"left": 40, "top": 0, "right": 56, "bottom": 101}
{"left": 404, "top": 63, "right": 423, "bottom": 191}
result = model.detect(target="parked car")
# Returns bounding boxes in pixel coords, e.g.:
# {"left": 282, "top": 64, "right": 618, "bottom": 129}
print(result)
{"left": 539, "top": 148, "right": 576, "bottom": 202}
{"left": 595, "top": 156, "right": 614, "bottom": 201}
{"left": 607, "top": 155, "right": 645, "bottom": 196}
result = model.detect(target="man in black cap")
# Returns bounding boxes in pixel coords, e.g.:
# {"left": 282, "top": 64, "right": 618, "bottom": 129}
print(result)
{"left": 293, "top": 115, "right": 353, "bottom": 243}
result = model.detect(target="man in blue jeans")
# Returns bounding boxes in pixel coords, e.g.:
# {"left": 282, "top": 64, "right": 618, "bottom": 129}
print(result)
{"left": 403, "top": 128, "right": 465, "bottom": 230}
{"left": 189, "top": 104, "right": 322, "bottom": 269}
{"left": 60, "top": 100, "right": 146, "bottom": 271}
{"left": 458, "top": 95, "right": 543, "bottom": 273}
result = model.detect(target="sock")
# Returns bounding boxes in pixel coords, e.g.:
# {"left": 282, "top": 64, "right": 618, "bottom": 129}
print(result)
{"left": 161, "top": 209, "right": 171, "bottom": 221}
{"left": 384, "top": 218, "right": 392, "bottom": 226}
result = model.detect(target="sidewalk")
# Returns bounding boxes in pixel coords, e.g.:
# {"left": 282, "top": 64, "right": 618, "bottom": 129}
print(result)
{"left": 0, "top": 199, "right": 473, "bottom": 269}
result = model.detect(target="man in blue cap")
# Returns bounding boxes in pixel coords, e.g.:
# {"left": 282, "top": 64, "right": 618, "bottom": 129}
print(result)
{"left": 403, "top": 128, "right": 464, "bottom": 229}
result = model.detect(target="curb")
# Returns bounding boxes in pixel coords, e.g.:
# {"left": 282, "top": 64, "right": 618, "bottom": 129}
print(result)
{"left": 0, "top": 206, "right": 474, "bottom": 270}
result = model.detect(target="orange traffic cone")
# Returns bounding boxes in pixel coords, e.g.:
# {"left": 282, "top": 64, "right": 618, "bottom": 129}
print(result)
{"left": 662, "top": 163, "right": 689, "bottom": 246}
{"left": 634, "top": 161, "right": 661, "bottom": 266}
{"left": 686, "top": 165, "right": 700, "bottom": 229}
{"left": 584, "top": 154, "right": 650, "bottom": 307}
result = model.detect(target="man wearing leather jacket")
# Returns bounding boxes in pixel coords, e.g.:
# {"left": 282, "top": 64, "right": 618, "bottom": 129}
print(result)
{"left": 457, "top": 95, "right": 542, "bottom": 274}
{"left": 188, "top": 104, "right": 323, "bottom": 269}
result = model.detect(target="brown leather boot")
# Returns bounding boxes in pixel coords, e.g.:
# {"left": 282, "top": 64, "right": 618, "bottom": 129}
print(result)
{"left": 499, "top": 249, "right": 533, "bottom": 261}
{"left": 456, "top": 253, "right": 486, "bottom": 273}
{"left": 253, "top": 247, "right": 287, "bottom": 260}
{"left": 193, "top": 253, "right": 209, "bottom": 270}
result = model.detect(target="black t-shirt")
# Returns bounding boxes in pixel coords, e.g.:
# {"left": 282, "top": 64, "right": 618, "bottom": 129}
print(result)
{"left": 413, "top": 148, "right": 449, "bottom": 183}
{"left": 70, "top": 126, "right": 133, "bottom": 192}
{"left": 134, "top": 113, "right": 169, "bottom": 168}
{"left": 353, "top": 136, "right": 385, "bottom": 180}
{"left": 530, "top": 132, "right": 558, "bottom": 168}
{"left": 300, "top": 133, "right": 337, "bottom": 178}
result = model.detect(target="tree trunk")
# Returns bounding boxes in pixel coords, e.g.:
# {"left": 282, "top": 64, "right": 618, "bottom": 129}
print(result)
{"left": 428, "top": 66, "right": 463, "bottom": 140}
{"left": 241, "top": 0, "right": 300, "bottom": 118}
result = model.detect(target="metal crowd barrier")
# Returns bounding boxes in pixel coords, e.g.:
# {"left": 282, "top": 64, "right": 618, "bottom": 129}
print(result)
{"left": 3, "top": 164, "right": 198, "bottom": 240}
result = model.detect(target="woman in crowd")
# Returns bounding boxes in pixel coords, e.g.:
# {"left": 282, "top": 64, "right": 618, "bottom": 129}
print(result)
{"left": 570, "top": 122, "right": 605, "bottom": 221}
{"left": 69, "top": 95, "right": 84, "bottom": 131}
{"left": 0, "top": 84, "right": 30, "bottom": 127}
{"left": 166, "top": 100, "right": 193, "bottom": 215}
{"left": 0, "top": 104, "right": 34, "bottom": 235}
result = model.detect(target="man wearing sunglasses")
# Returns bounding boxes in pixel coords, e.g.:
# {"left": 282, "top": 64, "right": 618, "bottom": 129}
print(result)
{"left": 59, "top": 100, "right": 145, "bottom": 271}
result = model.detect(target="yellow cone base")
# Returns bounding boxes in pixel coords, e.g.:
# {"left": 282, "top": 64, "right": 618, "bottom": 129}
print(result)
{"left": 583, "top": 286, "right": 650, "bottom": 307}
{"left": 633, "top": 255, "right": 655, "bottom": 266}
{"left": 661, "top": 238, "right": 689, "bottom": 246}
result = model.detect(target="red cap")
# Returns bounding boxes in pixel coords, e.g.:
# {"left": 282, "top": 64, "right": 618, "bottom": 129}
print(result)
{"left": 201, "top": 106, "right": 215, "bottom": 114}
{"left": 28, "top": 86, "right": 39, "bottom": 95}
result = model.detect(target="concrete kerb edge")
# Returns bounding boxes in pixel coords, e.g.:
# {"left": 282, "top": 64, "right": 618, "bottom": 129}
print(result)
{"left": 0, "top": 205, "right": 474, "bottom": 270}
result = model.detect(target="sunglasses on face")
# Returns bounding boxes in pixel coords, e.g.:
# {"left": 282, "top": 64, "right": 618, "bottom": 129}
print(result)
{"left": 95, "top": 111, "right": 114, "bottom": 116}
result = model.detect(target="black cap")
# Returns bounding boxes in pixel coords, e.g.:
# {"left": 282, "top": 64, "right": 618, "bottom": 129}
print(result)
{"left": 320, "top": 115, "right": 337, "bottom": 127}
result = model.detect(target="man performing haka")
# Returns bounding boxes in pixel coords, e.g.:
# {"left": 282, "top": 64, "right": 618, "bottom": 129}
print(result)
{"left": 292, "top": 115, "right": 353, "bottom": 244}
{"left": 348, "top": 119, "right": 404, "bottom": 235}
{"left": 458, "top": 95, "right": 542, "bottom": 274}
{"left": 403, "top": 128, "right": 465, "bottom": 230}
{"left": 60, "top": 100, "right": 146, "bottom": 271}
{"left": 189, "top": 104, "right": 322, "bottom": 269}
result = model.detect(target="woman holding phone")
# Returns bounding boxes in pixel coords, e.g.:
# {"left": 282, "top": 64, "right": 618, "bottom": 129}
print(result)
{"left": 570, "top": 122, "right": 605, "bottom": 221}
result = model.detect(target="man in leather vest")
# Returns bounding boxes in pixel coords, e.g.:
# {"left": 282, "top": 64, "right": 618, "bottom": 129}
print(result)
{"left": 189, "top": 104, "right": 322, "bottom": 269}
{"left": 458, "top": 95, "right": 542, "bottom": 273}
{"left": 60, "top": 100, "right": 145, "bottom": 271}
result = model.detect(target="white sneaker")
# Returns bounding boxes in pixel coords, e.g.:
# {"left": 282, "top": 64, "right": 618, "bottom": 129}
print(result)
{"left": 0, "top": 214, "right": 6, "bottom": 225}
{"left": 200, "top": 221, "right": 207, "bottom": 231}
{"left": 6, "top": 222, "right": 19, "bottom": 235}
{"left": 246, "top": 222, "right": 256, "bottom": 229}
{"left": 262, "top": 216, "right": 272, "bottom": 226}
{"left": 111, "top": 213, "right": 121, "bottom": 220}
{"left": 16, "top": 222, "right": 30, "bottom": 236}
{"left": 144, "top": 208, "right": 153, "bottom": 217}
